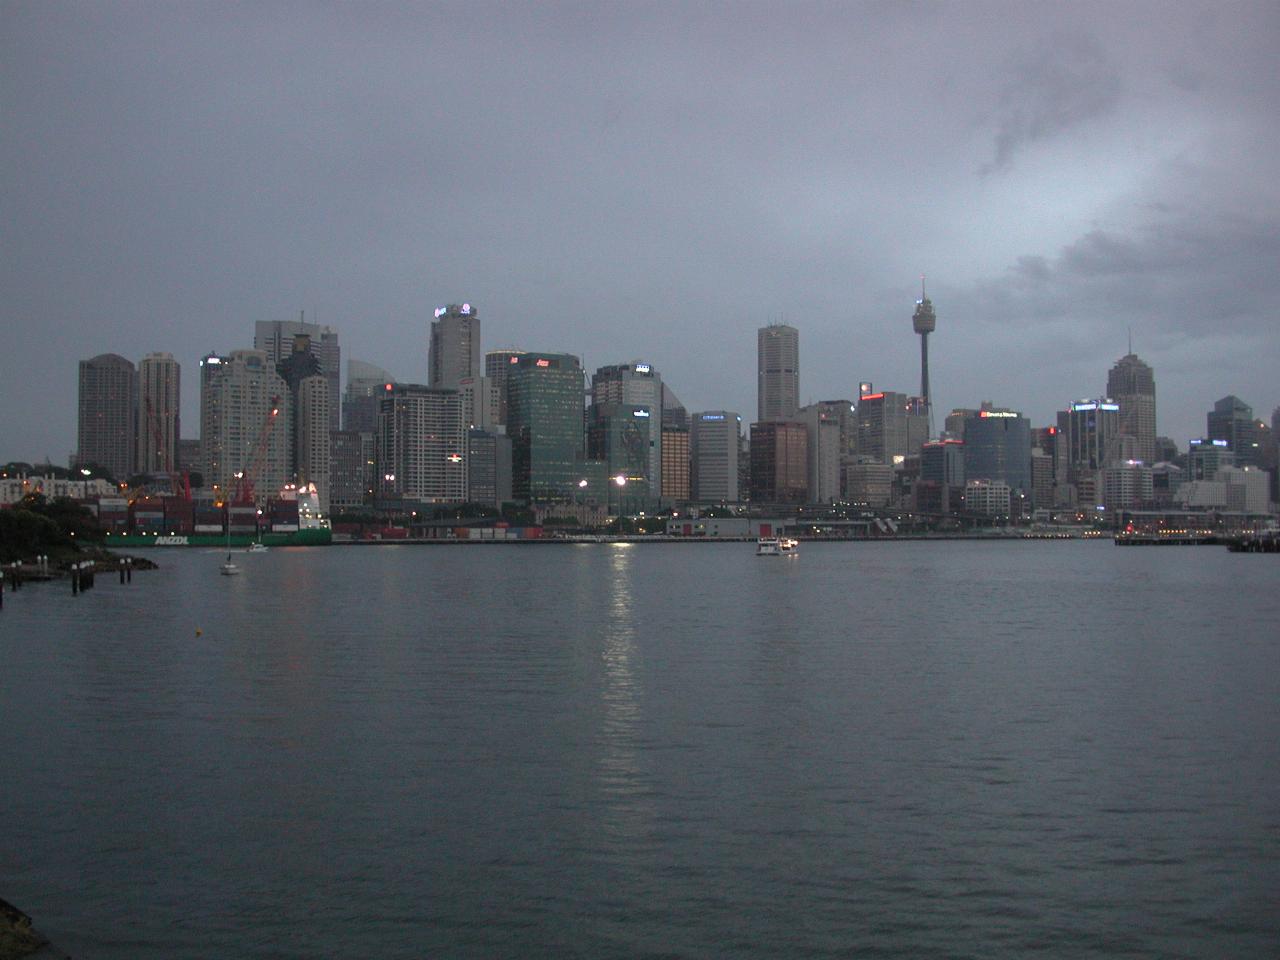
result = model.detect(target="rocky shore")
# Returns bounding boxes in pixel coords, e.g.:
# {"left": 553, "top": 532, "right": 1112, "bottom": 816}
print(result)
{"left": 0, "top": 899, "right": 69, "bottom": 960}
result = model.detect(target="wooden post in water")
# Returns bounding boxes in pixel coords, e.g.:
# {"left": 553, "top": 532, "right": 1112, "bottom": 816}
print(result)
{"left": 71, "top": 564, "right": 79, "bottom": 595}
{"left": 126, "top": 557, "right": 132, "bottom": 583}
{"left": 120, "top": 559, "right": 126, "bottom": 584}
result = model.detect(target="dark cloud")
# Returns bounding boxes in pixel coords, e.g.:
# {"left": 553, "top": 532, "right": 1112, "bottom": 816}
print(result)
{"left": 983, "top": 33, "right": 1122, "bottom": 175}
{"left": 1, "top": 2, "right": 1277, "bottom": 461}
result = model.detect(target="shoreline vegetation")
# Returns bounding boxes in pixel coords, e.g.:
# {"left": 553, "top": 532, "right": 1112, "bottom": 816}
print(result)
{"left": 0, "top": 494, "right": 153, "bottom": 572}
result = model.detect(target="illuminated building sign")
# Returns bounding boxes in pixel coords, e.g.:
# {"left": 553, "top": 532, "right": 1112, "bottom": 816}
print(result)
{"left": 203, "top": 357, "right": 221, "bottom": 365}
{"left": 633, "top": 409, "right": 651, "bottom": 418}
{"left": 535, "top": 359, "right": 551, "bottom": 367}
{"left": 510, "top": 356, "right": 519, "bottom": 364}
{"left": 434, "top": 307, "right": 446, "bottom": 318}
{"left": 1072, "top": 402, "right": 1120, "bottom": 412}
{"left": 861, "top": 393, "right": 885, "bottom": 401}
{"left": 461, "top": 303, "right": 471, "bottom": 314}
{"left": 859, "top": 382, "right": 874, "bottom": 396}
{"left": 701, "top": 414, "right": 726, "bottom": 421}
{"left": 979, "top": 410, "right": 1020, "bottom": 418}
{"left": 634, "top": 363, "right": 651, "bottom": 373}
{"left": 446, "top": 454, "right": 463, "bottom": 463}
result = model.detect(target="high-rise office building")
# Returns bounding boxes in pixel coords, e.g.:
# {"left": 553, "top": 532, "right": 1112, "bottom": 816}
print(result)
{"left": 592, "top": 363, "right": 664, "bottom": 500}
{"left": 1107, "top": 353, "right": 1156, "bottom": 464}
{"left": 962, "top": 407, "right": 1031, "bottom": 495}
{"left": 661, "top": 426, "right": 690, "bottom": 503}
{"left": 77, "top": 353, "right": 137, "bottom": 481}
{"left": 748, "top": 421, "right": 808, "bottom": 503}
{"left": 507, "top": 353, "right": 585, "bottom": 503}
{"left": 485, "top": 349, "right": 526, "bottom": 426}
{"left": 429, "top": 303, "right": 482, "bottom": 390}
{"left": 295, "top": 375, "right": 331, "bottom": 512}
{"left": 798, "top": 404, "right": 842, "bottom": 504}
{"left": 757, "top": 324, "right": 799, "bottom": 422}
{"left": 137, "top": 352, "right": 180, "bottom": 475}
{"left": 329, "top": 430, "right": 374, "bottom": 510}
{"left": 1063, "top": 398, "right": 1121, "bottom": 508}
{"left": 588, "top": 403, "right": 652, "bottom": 514}
{"left": 856, "top": 388, "right": 927, "bottom": 463}
{"left": 467, "top": 429, "right": 513, "bottom": 507}
{"left": 912, "top": 280, "right": 937, "bottom": 437}
{"left": 690, "top": 411, "right": 740, "bottom": 502}
{"left": 255, "top": 318, "right": 340, "bottom": 430}
{"left": 343, "top": 360, "right": 395, "bottom": 434}
{"left": 376, "top": 384, "right": 467, "bottom": 504}
{"left": 199, "top": 350, "right": 292, "bottom": 502}
{"left": 661, "top": 383, "right": 688, "bottom": 430}
{"left": 1207, "top": 396, "right": 1261, "bottom": 467}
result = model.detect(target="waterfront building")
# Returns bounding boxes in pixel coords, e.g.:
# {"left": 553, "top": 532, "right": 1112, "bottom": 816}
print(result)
{"left": 1150, "top": 462, "right": 1185, "bottom": 508}
{"left": 587, "top": 403, "right": 652, "bottom": 514}
{"left": 376, "top": 384, "right": 466, "bottom": 504}
{"left": 963, "top": 407, "right": 1031, "bottom": 496}
{"left": 661, "top": 383, "right": 688, "bottom": 430}
{"left": 1175, "top": 466, "right": 1269, "bottom": 514}
{"left": 343, "top": 360, "right": 394, "bottom": 434}
{"left": 429, "top": 303, "right": 482, "bottom": 390}
{"left": 856, "top": 388, "right": 927, "bottom": 464}
{"left": 1063, "top": 399, "right": 1122, "bottom": 508}
{"left": 77, "top": 353, "right": 137, "bottom": 481}
{"left": 919, "top": 438, "right": 965, "bottom": 514}
{"left": 844, "top": 460, "right": 893, "bottom": 508}
{"left": 798, "top": 404, "right": 842, "bottom": 504}
{"left": 199, "top": 350, "right": 292, "bottom": 502}
{"left": 484, "top": 349, "right": 526, "bottom": 427}
{"left": 592, "top": 363, "right": 664, "bottom": 500}
{"left": 690, "top": 411, "right": 740, "bottom": 503}
{"left": 1187, "top": 438, "right": 1234, "bottom": 480}
{"left": 964, "top": 479, "right": 1011, "bottom": 518}
{"left": 912, "top": 280, "right": 937, "bottom": 436}
{"left": 329, "top": 430, "right": 374, "bottom": 510}
{"left": 660, "top": 426, "right": 690, "bottom": 503}
{"left": 458, "top": 376, "right": 502, "bottom": 432}
{"left": 757, "top": 324, "right": 799, "bottom": 422}
{"left": 294, "top": 374, "right": 331, "bottom": 513}
{"left": 1030, "top": 449, "right": 1055, "bottom": 512}
{"left": 507, "top": 353, "right": 585, "bottom": 503}
{"left": 1103, "top": 461, "right": 1153, "bottom": 511}
{"left": 137, "top": 352, "right": 180, "bottom": 475}
{"left": 749, "top": 420, "right": 808, "bottom": 504}
{"left": 467, "top": 428, "right": 513, "bottom": 508}
{"left": 1207, "top": 396, "right": 1261, "bottom": 467}
{"left": 255, "top": 318, "right": 340, "bottom": 430}
{"left": 1107, "top": 353, "right": 1157, "bottom": 464}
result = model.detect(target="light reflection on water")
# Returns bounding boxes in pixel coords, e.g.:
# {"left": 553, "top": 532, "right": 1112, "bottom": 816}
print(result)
{"left": 2, "top": 540, "right": 1279, "bottom": 958}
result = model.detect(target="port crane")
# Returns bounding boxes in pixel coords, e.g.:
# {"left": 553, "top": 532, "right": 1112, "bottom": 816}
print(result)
{"left": 232, "top": 397, "right": 281, "bottom": 506}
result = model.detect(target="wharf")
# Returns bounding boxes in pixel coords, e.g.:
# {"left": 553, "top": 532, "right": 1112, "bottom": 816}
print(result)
{"left": 1114, "top": 533, "right": 1221, "bottom": 546}
{"left": 1226, "top": 532, "right": 1280, "bottom": 553}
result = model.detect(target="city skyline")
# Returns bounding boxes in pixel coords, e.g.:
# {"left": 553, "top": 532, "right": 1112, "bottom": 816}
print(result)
{"left": 3, "top": 3, "right": 1278, "bottom": 461}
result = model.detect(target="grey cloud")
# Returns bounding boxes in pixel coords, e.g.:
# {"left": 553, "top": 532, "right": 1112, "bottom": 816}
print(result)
{"left": 983, "top": 33, "right": 1122, "bottom": 174}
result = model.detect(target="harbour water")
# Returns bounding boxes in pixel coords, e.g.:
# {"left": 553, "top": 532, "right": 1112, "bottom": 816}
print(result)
{"left": 3, "top": 540, "right": 1279, "bottom": 958}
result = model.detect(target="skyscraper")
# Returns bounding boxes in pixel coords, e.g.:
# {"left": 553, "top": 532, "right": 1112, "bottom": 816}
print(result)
{"left": 757, "top": 324, "right": 799, "bottom": 422}
{"left": 137, "top": 352, "right": 180, "bottom": 474}
{"left": 1106, "top": 353, "right": 1156, "bottom": 464}
{"left": 77, "top": 353, "right": 137, "bottom": 480}
{"left": 856, "top": 388, "right": 927, "bottom": 463}
{"left": 429, "top": 303, "right": 481, "bottom": 390}
{"left": 485, "top": 349, "right": 526, "bottom": 427}
{"left": 506, "top": 353, "right": 586, "bottom": 503}
{"left": 199, "top": 350, "right": 292, "bottom": 502}
{"left": 592, "top": 363, "right": 664, "bottom": 500}
{"left": 690, "top": 411, "right": 740, "bottom": 502}
{"left": 376, "top": 384, "right": 467, "bottom": 504}
{"left": 1207, "top": 395, "right": 1261, "bottom": 467}
{"left": 1063, "top": 398, "right": 1121, "bottom": 509}
{"left": 255, "top": 318, "right": 340, "bottom": 430}
{"left": 343, "top": 360, "right": 395, "bottom": 434}
{"left": 912, "top": 280, "right": 936, "bottom": 437}
{"left": 962, "top": 407, "right": 1031, "bottom": 496}
{"left": 749, "top": 420, "right": 809, "bottom": 503}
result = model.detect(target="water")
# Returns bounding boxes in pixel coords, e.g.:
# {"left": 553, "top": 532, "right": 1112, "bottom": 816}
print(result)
{"left": 3, "top": 540, "right": 1278, "bottom": 958}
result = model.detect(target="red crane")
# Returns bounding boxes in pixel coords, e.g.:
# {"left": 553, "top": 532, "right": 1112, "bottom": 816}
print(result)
{"left": 233, "top": 397, "right": 281, "bottom": 506}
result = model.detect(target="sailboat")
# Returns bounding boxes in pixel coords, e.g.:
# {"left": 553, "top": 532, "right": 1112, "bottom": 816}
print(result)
{"left": 220, "top": 516, "right": 240, "bottom": 576}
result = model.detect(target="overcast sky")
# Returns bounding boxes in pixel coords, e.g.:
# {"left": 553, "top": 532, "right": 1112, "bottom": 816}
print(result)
{"left": 3, "top": 1, "right": 1277, "bottom": 464}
